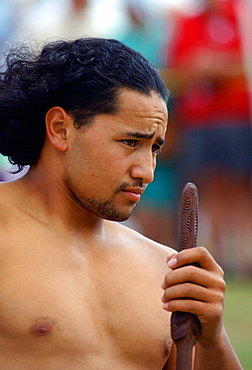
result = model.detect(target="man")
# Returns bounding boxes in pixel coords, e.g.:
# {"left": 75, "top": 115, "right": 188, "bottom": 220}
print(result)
{"left": 0, "top": 38, "right": 242, "bottom": 369}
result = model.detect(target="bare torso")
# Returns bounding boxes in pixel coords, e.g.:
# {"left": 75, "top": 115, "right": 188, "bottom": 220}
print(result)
{"left": 0, "top": 181, "right": 175, "bottom": 369}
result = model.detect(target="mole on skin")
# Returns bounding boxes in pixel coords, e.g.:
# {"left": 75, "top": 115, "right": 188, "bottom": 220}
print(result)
{"left": 30, "top": 317, "right": 54, "bottom": 337}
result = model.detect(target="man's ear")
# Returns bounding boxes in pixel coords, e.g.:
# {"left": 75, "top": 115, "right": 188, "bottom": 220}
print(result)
{"left": 45, "top": 106, "right": 72, "bottom": 151}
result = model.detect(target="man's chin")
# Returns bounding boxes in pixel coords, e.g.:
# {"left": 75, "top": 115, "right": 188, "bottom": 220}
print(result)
{"left": 102, "top": 211, "right": 132, "bottom": 222}
{"left": 84, "top": 197, "right": 137, "bottom": 222}
{"left": 101, "top": 205, "right": 136, "bottom": 222}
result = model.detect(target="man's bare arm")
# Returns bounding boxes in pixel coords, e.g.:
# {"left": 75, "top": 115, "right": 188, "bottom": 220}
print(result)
{"left": 194, "top": 327, "right": 243, "bottom": 370}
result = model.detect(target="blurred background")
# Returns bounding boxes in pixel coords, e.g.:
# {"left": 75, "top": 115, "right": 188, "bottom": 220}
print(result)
{"left": 0, "top": 0, "right": 251, "bottom": 367}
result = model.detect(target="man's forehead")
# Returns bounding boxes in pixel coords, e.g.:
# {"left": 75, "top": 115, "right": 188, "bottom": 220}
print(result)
{"left": 86, "top": 88, "right": 168, "bottom": 139}
{"left": 117, "top": 88, "right": 168, "bottom": 121}
{"left": 118, "top": 88, "right": 166, "bottom": 106}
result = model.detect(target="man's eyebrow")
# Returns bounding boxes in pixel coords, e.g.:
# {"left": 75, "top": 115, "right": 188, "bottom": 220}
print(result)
{"left": 125, "top": 131, "right": 165, "bottom": 146}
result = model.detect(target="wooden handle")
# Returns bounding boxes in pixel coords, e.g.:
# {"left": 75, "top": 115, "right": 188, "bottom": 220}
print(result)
{"left": 171, "top": 182, "right": 201, "bottom": 370}
{"left": 179, "top": 182, "right": 198, "bottom": 250}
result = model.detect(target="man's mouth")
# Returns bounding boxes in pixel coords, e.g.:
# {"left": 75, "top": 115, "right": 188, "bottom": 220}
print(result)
{"left": 121, "top": 187, "right": 144, "bottom": 202}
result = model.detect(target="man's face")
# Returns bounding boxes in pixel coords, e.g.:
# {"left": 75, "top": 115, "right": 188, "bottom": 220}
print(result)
{"left": 64, "top": 89, "right": 168, "bottom": 221}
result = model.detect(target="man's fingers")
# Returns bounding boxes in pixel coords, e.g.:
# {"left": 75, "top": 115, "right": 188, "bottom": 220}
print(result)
{"left": 162, "top": 281, "right": 210, "bottom": 303}
{"left": 161, "top": 246, "right": 226, "bottom": 317}
{"left": 163, "top": 297, "right": 223, "bottom": 320}
{"left": 162, "top": 280, "right": 225, "bottom": 306}
{"left": 166, "top": 246, "right": 224, "bottom": 276}
{"left": 162, "top": 263, "right": 225, "bottom": 291}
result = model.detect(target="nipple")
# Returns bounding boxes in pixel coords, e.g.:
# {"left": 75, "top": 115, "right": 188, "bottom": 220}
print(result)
{"left": 30, "top": 317, "right": 54, "bottom": 337}
{"left": 163, "top": 339, "right": 171, "bottom": 358}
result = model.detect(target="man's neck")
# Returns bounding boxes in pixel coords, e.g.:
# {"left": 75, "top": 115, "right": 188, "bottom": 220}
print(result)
{"left": 9, "top": 168, "right": 107, "bottom": 248}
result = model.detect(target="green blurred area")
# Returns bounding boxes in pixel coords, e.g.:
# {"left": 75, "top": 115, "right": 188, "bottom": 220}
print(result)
{"left": 224, "top": 279, "right": 252, "bottom": 370}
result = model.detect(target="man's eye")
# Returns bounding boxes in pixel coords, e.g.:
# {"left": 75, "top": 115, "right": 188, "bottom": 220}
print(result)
{"left": 152, "top": 144, "right": 162, "bottom": 155}
{"left": 122, "top": 140, "right": 137, "bottom": 148}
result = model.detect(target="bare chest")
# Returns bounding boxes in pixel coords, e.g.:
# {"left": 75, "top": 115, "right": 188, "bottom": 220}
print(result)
{"left": 0, "top": 240, "right": 171, "bottom": 368}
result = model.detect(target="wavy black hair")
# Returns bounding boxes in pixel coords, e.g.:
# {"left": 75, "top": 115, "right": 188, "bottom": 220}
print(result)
{"left": 0, "top": 37, "right": 169, "bottom": 172}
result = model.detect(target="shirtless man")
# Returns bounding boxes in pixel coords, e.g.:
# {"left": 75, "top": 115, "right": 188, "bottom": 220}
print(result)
{"left": 0, "top": 38, "right": 242, "bottom": 369}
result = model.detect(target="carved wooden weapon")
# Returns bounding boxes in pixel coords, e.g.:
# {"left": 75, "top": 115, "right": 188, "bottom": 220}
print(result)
{"left": 171, "top": 182, "right": 201, "bottom": 370}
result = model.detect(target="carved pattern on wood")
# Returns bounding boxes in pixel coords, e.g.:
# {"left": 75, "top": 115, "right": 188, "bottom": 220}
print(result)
{"left": 170, "top": 182, "right": 201, "bottom": 370}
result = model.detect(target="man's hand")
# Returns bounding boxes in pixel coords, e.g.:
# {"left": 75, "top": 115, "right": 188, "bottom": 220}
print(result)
{"left": 161, "top": 247, "right": 226, "bottom": 348}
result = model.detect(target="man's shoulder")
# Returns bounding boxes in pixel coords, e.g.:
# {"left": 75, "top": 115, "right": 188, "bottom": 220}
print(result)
{"left": 104, "top": 220, "right": 176, "bottom": 259}
{"left": 0, "top": 181, "right": 21, "bottom": 233}
{"left": 0, "top": 182, "right": 13, "bottom": 215}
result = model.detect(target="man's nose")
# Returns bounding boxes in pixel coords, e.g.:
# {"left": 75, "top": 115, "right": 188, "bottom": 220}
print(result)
{"left": 130, "top": 154, "right": 155, "bottom": 184}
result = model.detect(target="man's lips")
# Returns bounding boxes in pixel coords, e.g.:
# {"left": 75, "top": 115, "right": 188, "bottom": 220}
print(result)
{"left": 121, "top": 188, "right": 144, "bottom": 202}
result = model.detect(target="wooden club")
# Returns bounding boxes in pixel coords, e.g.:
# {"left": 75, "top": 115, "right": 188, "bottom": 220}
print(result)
{"left": 170, "top": 182, "right": 201, "bottom": 370}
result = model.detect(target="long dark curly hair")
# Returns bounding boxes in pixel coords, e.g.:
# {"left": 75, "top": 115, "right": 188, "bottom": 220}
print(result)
{"left": 0, "top": 37, "right": 169, "bottom": 172}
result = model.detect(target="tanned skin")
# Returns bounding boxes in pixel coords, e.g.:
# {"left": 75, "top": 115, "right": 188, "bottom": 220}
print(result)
{"left": 0, "top": 89, "right": 242, "bottom": 369}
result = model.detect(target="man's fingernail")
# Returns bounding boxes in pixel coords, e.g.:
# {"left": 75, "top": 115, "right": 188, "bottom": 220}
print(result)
{"left": 167, "top": 257, "right": 177, "bottom": 269}
{"left": 162, "top": 302, "right": 170, "bottom": 310}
